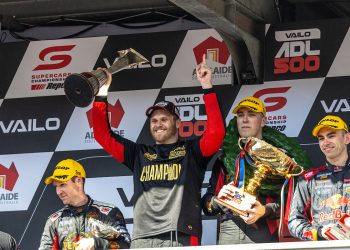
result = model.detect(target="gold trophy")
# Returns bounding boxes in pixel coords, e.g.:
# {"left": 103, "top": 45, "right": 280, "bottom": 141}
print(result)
{"left": 214, "top": 137, "right": 303, "bottom": 217}
{"left": 64, "top": 48, "right": 148, "bottom": 107}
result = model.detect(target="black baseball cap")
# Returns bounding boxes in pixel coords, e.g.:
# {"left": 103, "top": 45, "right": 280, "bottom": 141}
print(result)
{"left": 146, "top": 101, "right": 180, "bottom": 118}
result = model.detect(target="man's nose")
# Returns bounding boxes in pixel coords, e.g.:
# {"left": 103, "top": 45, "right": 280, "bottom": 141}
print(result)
{"left": 323, "top": 137, "right": 331, "bottom": 145}
{"left": 155, "top": 120, "right": 163, "bottom": 127}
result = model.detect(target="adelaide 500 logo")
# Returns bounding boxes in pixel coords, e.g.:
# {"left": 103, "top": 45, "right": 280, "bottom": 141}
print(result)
{"left": 274, "top": 28, "right": 321, "bottom": 74}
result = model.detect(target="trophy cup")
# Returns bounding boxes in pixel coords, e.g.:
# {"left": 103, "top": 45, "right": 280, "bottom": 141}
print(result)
{"left": 324, "top": 214, "right": 350, "bottom": 240}
{"left": 89, "top": 218, "right": 121, "bottom": 240}
{"left": 64, "top": 48, "right": 148, "bottom": 107}
{"left": 215, "top": 137, "right": 303, "bottom": 217}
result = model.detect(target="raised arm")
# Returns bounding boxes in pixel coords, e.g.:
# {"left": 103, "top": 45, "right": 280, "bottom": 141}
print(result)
{"left": 92, "top": 69, "right": 136, "bottom": 167}
{"left": 196, "top": 54, "right": 225, "bottom": 157}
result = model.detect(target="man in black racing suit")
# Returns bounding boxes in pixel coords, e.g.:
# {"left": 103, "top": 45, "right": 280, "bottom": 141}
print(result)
{"left": 288, "top": 115, "right": 350, "bottom": 240}
{"left": 39, "top": 159, "right": 130, "bottom": 250}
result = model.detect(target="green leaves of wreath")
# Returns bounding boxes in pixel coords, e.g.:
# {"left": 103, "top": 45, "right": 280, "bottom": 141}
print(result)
{"left": 221, "top": 117, "right": 313, "bottom": 196}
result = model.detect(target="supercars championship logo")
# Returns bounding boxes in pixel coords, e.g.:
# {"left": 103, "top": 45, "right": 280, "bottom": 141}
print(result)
{"left": 31, "top": 45, "right": 74, "bottom": 91}
{"left": 274, "top": 28, "right": 321, "bottom": 74}
{"left": 0, "top": 162, "right": 19, "bottom": 205}
{"left": 85, "top": 100, "right": 125, "bottom": 143}
{"left": 192, "top": 36, "right": 232, "bottom": 80}
{"left": 253, "top": 87, "right": 290, "bottom": 132}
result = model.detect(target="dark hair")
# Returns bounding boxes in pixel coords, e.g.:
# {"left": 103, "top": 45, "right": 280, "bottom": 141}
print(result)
{"left": 71, "top": 176, "right": 85, "bottom": 186}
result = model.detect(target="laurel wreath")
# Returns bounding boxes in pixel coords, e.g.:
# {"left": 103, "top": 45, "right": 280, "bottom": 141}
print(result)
{"left": 221, "top": 117, "right": 312, "bottom": 196}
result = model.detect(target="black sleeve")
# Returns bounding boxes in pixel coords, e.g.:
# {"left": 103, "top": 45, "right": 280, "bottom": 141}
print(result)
{"left": 201, "top": 158, "right": 225, "bottom": 216}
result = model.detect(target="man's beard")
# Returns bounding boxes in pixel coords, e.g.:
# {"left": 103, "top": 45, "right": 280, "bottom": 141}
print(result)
{"left": 151, "top": 124, "right": 177, "bottom": 144}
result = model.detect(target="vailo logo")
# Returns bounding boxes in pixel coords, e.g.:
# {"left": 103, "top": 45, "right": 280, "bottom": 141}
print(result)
{"left": 85, "top": 100, "right": 125, "bottom": 143}
{"left": 274, "top": 28, "right": 321, "bottom": 74}
{"left": 0, "top": 162, "right": 19, "bottom": 191}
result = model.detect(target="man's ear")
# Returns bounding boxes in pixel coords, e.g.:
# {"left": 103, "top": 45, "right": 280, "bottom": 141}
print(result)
{"left": 176, "top": 118, "right": 181, "bottom": 129}
{"left": 261, "top": 116, "right": 267, "bottom": 128}
{"left": 76, "top": 177, "right": 83, "bottom": 184}
{"left": 345, "top": 132, "right": 350, "bottom": 145}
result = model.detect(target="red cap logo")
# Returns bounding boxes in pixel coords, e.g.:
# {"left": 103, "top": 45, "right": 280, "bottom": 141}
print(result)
{"left": 0, "top": 162, "right": 19, "bottom": 191}
{"left": 193, "top": 37, "right": 230, "bottom": 65}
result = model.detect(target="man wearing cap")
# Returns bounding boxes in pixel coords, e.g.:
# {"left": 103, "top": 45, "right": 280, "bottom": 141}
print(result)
{"left": 288, "top": 115, "right": 350, "bottom": 240}
{"left": 92, "top": 55, "right": 225, "bottom": 247}
{"left": 39, "top": 159, "right": 131, "bottom": 250}
{"left": 202, "top": 96, "right": 311, "bottom": 244}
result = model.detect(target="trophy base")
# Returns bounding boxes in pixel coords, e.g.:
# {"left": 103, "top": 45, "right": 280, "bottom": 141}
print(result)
{"left": 64, "top": 73, "right": 97, "bottom": 107}
{"left": 324, "top": 214, "right": 350, "bottom": 240}
{"left": 214, "top": 184, "right": 256, "bottom": 217}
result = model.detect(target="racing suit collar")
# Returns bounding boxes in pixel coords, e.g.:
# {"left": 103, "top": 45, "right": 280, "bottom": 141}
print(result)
{"left": 67, "top": 195, "right": 93, "bottom": 214}
{"left": 325, "top": 159, "right": 350, "bottom": 172}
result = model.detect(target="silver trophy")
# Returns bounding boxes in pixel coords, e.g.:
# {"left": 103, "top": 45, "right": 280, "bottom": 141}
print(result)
{"left": 64, "top": 48, "right": 148, "bottom": 107}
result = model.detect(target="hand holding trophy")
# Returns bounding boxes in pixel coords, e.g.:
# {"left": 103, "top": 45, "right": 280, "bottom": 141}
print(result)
{"left": 64, "top": 48, "right": 148, "bottom": 107}
{"left": 215, "top": 137, "right": 304, "bottom": 217}
{"left": 324, "top": 214, "right": 350, "bottom": 240}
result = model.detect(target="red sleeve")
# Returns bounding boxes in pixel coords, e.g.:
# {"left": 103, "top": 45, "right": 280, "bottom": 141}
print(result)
{"left": 52, "top": 234, "right": 59, "bottom": 250}
{"left": 199, "top": 92, "right": 225, "bottom": 157}
{"left": 214, "top": 168, "right": 225, "bottom": 195}
{"left": 92, "top": 101, "right": 125, "bottom": 163}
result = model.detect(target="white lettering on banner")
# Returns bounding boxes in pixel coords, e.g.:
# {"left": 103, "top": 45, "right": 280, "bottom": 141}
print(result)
{"left": 275, "top": 28, "right": 321, "bottom": 42}
{"left": 165, "top": 94, "right": 207, "bottom": 137}
{"left": 321, "top": 99, "right": 350, "bottom": 113}
{"left": 275, "top": 41, "right": 320, "bottom": 58}
{"left": 166, "top": 94, "right": 204, "bottom": 106}
{"left": 175, "top": 96, "right": 200, "bottom": 104}
{"left": 103, "top": 54, "right": 166, "bottom": 69}
{"left": 0, "top": 118, "right": 60, "bottom": 133}
{"left": 274, "top": 28, "right": 321, "bottom": 74}
{"left": 178, "top": 106, "right": 207, "bottom": 122}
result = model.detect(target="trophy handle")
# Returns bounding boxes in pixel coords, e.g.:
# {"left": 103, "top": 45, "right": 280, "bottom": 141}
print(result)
{"left": 238, "top": 137, "right": 247, "bottom": 150}
{"left": 64, "top": 48, "right": 148, "bottom": 107}
{"left": 288, "top": 164, "right": 304, "bottom": 177}
{"left": 107, "top": 48, "right": 148, "bottom": 74}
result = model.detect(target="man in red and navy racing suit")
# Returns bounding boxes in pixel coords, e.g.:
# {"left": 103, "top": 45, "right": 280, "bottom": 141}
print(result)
{"left": 92, "top": 55, "right": 225, "bottom": 248}
{"left": 202, "top": 96, "right": 282, "bottom": 244}
{"left": 39, "top": 159, "right": 130, "bottom": 250}
{"left": 288, "top": 115, "right": 350, "bottom": 240}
